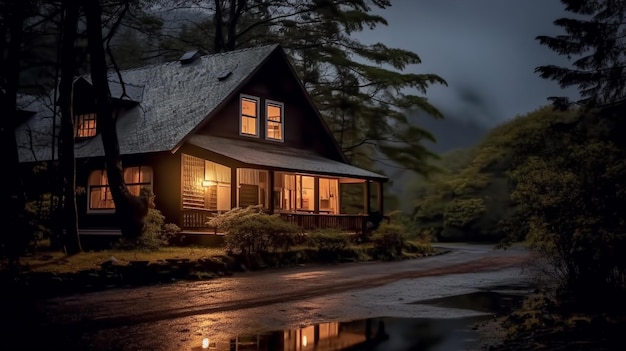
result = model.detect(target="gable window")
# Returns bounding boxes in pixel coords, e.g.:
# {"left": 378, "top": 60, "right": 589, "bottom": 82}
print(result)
{"left": 75, "top": 113, "right": 97, "bottom": 138}
{"left": 266, "top": 100, "right": 284, "bottom": 141}
{"left": 88, "top": 167, "right": 152, "bottom": 211}
{"left": 240, "top": 95, "right": 259, "bottom": 137}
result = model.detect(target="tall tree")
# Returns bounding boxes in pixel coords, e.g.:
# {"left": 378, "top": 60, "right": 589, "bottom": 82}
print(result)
{"left": 57, "top": 0, "right": 82, "bottom": 254}
{"left": 85, "top": 0, "right": 148, "bottom": 239}
{"left": 0, "top": 0, "right": 29, "bottom": 262}
{"left": 535, "top": 0, "right": 626, "bottom": 109}
{"left": 126, "top": 0, "right": 446, "bottom": 177}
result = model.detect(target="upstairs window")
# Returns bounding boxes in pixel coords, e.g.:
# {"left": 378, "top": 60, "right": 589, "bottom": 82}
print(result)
{"left": 266, "top": 100, "right": 284, "bottom": 141}
{"left": 75, "top": 113, "right": 97, "bottom": 138}
{"left": 240, "top": 95, "right": 259, "bottom": 137}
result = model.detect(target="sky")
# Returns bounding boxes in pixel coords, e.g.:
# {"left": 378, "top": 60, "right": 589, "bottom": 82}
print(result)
{"left": 356, "top": 0, "right": 580, "bottom": 128}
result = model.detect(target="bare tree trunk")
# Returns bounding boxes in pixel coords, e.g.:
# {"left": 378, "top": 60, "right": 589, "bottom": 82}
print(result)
{"left": 0, "top": 0, "right": 28, "bottom": 265}
{"left": 84, "top": 0, "right": 147, "bottom": 239}
{"left": 57, "top": 0, "right": 82, "bottom": 254}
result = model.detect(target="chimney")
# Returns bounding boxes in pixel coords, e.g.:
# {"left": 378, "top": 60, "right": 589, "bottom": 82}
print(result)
{"left": 179, "top": 50, "right": 201, "bottom": 65}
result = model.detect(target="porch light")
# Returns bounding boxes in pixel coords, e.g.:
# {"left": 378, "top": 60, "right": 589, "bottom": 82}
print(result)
{"left": 202, "top": 180, "right": 217, "bottom": 187}
{"left": 202, "top": 338, "right": 209, "bottom": 349}
{"left": 302, "top": 335, "right": 308, "bottom": 347}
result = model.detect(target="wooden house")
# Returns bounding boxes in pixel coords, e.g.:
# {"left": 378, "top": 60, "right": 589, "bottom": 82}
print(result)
{"left": 15, "top": 45, "right": 388, "bottom": 239}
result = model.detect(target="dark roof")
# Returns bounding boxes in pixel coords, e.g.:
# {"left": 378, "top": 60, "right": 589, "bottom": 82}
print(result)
{"left": 15, "top": 45, "right": 387, "bottom": 182}
{"left": 188, "top": 135, "right": 388, "bottom": 181}
{"left": 16, "top": 45, "right": 280, "bottom": 162}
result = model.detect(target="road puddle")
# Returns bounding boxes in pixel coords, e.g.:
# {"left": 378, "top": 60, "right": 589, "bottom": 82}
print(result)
{"left": 190, "top": 290, "right": 527, "bottom": 351}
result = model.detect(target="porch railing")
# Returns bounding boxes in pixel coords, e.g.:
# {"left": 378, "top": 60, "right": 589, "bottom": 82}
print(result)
{"left": 180, "top": 209, "right": 369, "bottom": 234}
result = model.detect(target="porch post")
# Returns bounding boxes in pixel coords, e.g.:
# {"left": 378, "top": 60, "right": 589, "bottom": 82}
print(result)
{"left": 231, "top": 167, "right": 237, "bottom": 209}
{"left": 363, "top": 180, "right": 371, "bottom": 214}
{"left": 269, "top": 170, "right": 275, "bottom": 214}
{"left": 313, "top": 177, "right": 319, "bottom": 213}
{"left": 377, "top": 181, "right": 384, "bottom": 214}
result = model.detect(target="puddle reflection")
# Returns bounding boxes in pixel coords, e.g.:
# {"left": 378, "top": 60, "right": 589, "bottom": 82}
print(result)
{"left": 192, "top": 315, "right": 490, "bottom": 351}
{"left": 191, "top": 291, "right": 525, "bottom": 351}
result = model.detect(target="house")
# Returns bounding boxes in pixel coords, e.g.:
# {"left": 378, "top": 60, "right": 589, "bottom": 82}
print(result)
{"left": 15, "top": 44, "right": 388, "bottom": 239}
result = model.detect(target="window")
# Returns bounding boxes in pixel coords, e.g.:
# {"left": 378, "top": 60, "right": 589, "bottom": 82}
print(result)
{"left": 181, "top": 154, "right": 231, "bottom": 211}
{"left": 88, "top": 167, "right": 152, "bottom": 211}
{"left": 240, "top": 95, "right": 259, "bottom": 137}
{"left": 75, "top": 113, "right": 97, "bottom": 138}
{"left": 237, "top": 168, "right": 268, "bottom": 208}
{"left": 265, "top": 100, "right": 284, "bottom": 141}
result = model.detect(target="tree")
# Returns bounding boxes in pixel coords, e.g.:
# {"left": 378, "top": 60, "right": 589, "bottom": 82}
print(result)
{"left": 0, "top": 0, "right": 29, "bottom": 262}
{"left": 85, "top": 0, "right": 148, "bottom": 239}
{"left": 57, "top": 0, "right": 82, "bottom": 254}
{"left": 535, "top": 0, "right": 626, "bottom": 109}
{"left": 120, "top": 0, "right": 447, "bottom": 178}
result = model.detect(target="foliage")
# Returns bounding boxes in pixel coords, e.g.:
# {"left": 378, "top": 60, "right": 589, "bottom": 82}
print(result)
{"left": 208, "top": 206, "right": 306, "bottom": 255}
{"left": 115, "top": 207, "right": 180, "bottom": 251}
{"left": 307, "top": 227, "right": 352, "bottom": 262}
{"left": 535, "top": 0, "right": 626, "bottom": 109}
{"left": 113, "top": 0, "right": 446, "bottom": 178}
{"left": 370, "top": 222, "right": 407, "bottom": 260}
{"left": 412, "top": 106, "right": 580, "bottom": 242}
{"left": 506, "top": 112, "right": 626, "bottom": 311}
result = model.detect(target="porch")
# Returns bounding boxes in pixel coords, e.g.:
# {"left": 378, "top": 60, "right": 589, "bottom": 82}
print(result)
{"left": 181, "top": 209, "right": 381, "bottom": 235}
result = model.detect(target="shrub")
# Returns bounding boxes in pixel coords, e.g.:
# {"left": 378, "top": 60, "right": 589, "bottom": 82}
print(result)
{"left": 210, "top": 206, "right": 305, "bottom": 255}
{"left": 114, "top": 189, "right": 181, "bottom": 250}
{"left": 371, "top": 223, "right": 407, "bottom": 260}
{"left": 307, "top": 227, "right": 352, "bottom": 262}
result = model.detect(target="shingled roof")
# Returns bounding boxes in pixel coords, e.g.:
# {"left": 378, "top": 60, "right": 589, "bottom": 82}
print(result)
{"left": 16, "top": 44, "right": 280, "bottom": 163}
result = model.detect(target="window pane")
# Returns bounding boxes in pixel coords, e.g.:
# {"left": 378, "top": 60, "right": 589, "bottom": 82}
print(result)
{"left": 242, "top": 116, "right": 256, "bottom": 135}
{"left": 267, "top": 104, "right": 281, "bottom": 121}
{"left": 241, "top": 98, "right": 257, "bottom": 117}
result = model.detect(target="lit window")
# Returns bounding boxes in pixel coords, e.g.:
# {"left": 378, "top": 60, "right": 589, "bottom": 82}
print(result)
{"left": 266, "top": 100, "right": 283, "bottom": 141}
{"left": 88, "top": 166, "right": 152, "bottom": 211}
{"left": 240, "top": 96, "right": 259, "bottom": 137}
{"left": 181, "top": 154, "right": 231, "bottom": 211}
{"left": 75, "top": 113, "right": 97, "bottom": 138}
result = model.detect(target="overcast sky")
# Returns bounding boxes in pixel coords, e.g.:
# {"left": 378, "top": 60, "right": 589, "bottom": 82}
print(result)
{"left": 356, "top": 0, "right": 580, "bottom": 127}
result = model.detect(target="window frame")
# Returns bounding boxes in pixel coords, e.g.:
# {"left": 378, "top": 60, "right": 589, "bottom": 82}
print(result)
{"left": 75, "top": 112, "right": 97, "bottom": 139}
{"left": 239, "top": 94, "right": 260, "bottom": 138}
{"left": 265, "top": 99, "right": 284, "bottom": 142}
{"left": 87, "top": 166, "right": 153, "bottom": 213}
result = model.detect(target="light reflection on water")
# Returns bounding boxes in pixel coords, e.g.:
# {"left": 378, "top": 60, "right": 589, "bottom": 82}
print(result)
{"left": 191, "top": 291, "right": 525, "bottom": 351}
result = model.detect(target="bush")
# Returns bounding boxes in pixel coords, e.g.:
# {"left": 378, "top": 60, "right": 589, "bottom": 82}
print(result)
{"left": 307, "top": 227, "right": 352, "bottom": 262}
{"left": 371, "top": 223, "right": 407, "bottom": 260}
{"left": 114, "top": 189, "right": 180, "bottom": 251}
{"left": 209, "top": 206, "right": 306, "bottom": 255}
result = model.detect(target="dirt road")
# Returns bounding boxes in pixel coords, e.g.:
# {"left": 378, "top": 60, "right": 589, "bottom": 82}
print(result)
{"left": 6, "top": 243, "right": 534, "bottom": 351}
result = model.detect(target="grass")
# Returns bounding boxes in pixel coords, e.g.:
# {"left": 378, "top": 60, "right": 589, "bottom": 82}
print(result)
{"left": 2, "top": 238, "right": 436, "bottom": 275}
{"left": 3, "top": 242, "right": 226, "bottom": 274}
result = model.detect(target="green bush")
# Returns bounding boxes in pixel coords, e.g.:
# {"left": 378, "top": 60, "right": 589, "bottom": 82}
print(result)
{"left": 307, "top": 227, "right": 352, "bottom": 262}
{"left": 115, "top": 189, "right": 180, "bottom": 250}
{"left": 371, "top": 223, "right": 407, "bottom": 260}
{"left": 209, "top": 206, "right": 305, "bottom": 255}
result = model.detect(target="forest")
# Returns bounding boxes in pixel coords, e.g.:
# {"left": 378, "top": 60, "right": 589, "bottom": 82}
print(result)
{"left": 1, "top": 0, "right": 625, "bottom": 324}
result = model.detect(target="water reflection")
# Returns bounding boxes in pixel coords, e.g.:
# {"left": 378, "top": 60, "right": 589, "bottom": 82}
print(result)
{"left": 191, "top": 291, "right": 527, "bottom": 351}
{"left": 191, "top": 316, "right": 488, "bottom": 351}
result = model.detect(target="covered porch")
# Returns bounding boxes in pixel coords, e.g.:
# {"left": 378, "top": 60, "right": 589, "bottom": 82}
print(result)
{"left": 179, "top": 136, "right": 388, "bottom": 234}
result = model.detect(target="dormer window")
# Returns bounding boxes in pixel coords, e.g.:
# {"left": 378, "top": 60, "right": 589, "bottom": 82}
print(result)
{"left": 75, "top": 113, "right": 97, "bottom": 138}
{"left": 240, "top": 95, "right": 259, "bottom": 137}
{"left": 266, "top": 100, "right": 284, "bottom": 142}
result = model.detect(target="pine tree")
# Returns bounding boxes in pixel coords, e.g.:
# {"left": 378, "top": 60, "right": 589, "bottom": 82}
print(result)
{"left": 535, "top": 0, "right": 626, "bottom": 109}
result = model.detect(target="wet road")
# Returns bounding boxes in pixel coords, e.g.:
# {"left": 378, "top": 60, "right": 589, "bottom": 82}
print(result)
{"left": 8, "top": 243, "right": 534, "bottom": 350}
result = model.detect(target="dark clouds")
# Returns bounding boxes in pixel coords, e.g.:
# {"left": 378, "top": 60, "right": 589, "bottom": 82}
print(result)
{"left": 356, "top": 0, "right": 580, "bottom": 127}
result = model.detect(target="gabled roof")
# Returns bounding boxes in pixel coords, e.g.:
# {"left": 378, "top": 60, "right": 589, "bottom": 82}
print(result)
{"left": 16, "top": 44, "right": 281, "bottom": 162}
{"left": 15, "top": 44, "right": 387, "bottom": 181}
